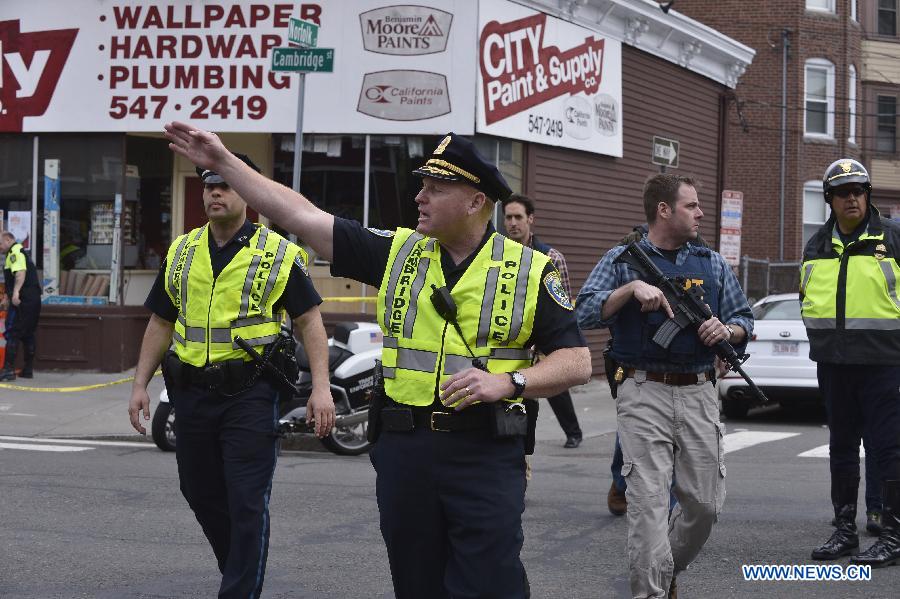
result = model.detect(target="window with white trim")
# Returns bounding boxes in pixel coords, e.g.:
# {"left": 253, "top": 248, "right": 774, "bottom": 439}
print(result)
{"left": 852, "top": 0, "right": 858, "bottom": 21}
{"left": 805, "top": 59, "right": 835, "bottom": 138}
{"left": 803, "top": 181, "right": 831, "bottom": 247}
{"left": 848, "top": 65, "right": 857, "bottom": 144}
{"left": 806, "top": 0, "right": 835, "bottom": 12}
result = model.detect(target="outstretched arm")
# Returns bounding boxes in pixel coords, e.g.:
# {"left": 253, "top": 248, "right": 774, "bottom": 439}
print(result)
{"left": 164, "top": 121, "right": 336, "bottom": 260}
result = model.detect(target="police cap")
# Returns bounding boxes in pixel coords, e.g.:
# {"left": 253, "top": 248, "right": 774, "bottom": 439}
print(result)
{"left": 412, "top": 133, "right": 512, "bottom": 203}
{"left": 195, "top": 153, "right": 260, "bottom": 185}
{"left": 822, "top": 158, "right": 870, "bottom": 200}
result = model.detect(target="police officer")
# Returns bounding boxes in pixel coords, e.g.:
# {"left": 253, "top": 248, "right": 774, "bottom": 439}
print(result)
{"left": 804, "top": 159, "right": 900, "bottom": 568}
{"left": 164, "top": 122, "right": 592, "bottom": 598}
{"left": 0, "top": 231, "right": 41, "bottom": 381}
{"left": 576, "top": 174, "right": 753, "bottom": 599}
{"left": 127, "top": 153, "right": 335, "bottom": 599}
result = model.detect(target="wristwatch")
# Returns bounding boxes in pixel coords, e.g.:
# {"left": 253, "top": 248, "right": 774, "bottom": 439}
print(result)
{"left": 725, "top": 324, "right": 736, "bottom": 341}
{"left": 508, "top": 371, "right": 527, "bottom": 398}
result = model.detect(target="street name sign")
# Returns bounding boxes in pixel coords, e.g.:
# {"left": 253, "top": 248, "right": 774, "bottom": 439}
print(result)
{"left": 288, "top": 18, "right": 319, "bottom": 48}
{"left": 272, "top": 47, "right": 334, "bottom": 73}
{"left": 651, "top": 136, "right": 679, "bottom": 168}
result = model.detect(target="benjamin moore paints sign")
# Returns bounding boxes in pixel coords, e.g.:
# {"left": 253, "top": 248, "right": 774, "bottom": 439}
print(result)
{"left": 476, "top": 0, "right": 623, "bottom": 157}
{"left": 0, "top": 1, "right": 475, "bottom": 134}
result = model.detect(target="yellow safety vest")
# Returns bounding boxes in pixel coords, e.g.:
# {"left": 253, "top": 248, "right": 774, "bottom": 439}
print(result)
{"left": 164, "top": 224, "right": 306, "bottom": 367}
{"left": 800, "top": 210, "right": 900, "bottom": 364}
{"left": 377, "top": 227, "right": 549, "bottom": 407}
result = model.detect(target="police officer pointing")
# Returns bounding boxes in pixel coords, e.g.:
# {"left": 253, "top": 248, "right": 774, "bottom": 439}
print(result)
{"left": 0, "top": 231, "right": 41, "bottom": 381}
{"left": 804, "top": 159, "right": 900, "bottom": 568}
{"left": 128, "top": 153, "right": 335, "bottom": 599}
{"left": 164, "top": 122, "right": 592, "bottom": 598}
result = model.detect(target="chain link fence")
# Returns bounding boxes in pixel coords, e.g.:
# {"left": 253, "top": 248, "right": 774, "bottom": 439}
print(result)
{"left": 738, "top": 257, "right": 801, "bottom": 305}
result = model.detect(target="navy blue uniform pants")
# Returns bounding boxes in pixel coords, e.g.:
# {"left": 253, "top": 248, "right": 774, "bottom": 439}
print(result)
{"left": 819, "top": 364, "right": 900, "bottom": 488}
{"left": 371, "top": 427, "right": 528, "bottom": 599}
{"left": 172, "top": 379, "right": 280, "bottom": 599}
{"left": 3, "top": 296, "right": 40, "bottom": 362}
{"left": 546, "top": 390, "right": 582, "bottom": 439}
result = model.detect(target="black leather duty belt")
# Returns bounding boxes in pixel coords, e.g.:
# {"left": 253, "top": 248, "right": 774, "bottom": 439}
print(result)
{"left": 381, "top": 403, "right": 492, "bottom": 433}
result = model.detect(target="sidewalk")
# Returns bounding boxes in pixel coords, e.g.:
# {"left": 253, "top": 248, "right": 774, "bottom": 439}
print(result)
{"left": 0, "top": 370, "right": 617, "bottom": 447}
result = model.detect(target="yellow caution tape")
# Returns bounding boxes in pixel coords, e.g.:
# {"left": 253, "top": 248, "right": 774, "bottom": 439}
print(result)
{"left": 322, "top": 296, "right": 376, "bottom": 302}
{"left": 0, "top": 369, "right": 161, "bottom": 393}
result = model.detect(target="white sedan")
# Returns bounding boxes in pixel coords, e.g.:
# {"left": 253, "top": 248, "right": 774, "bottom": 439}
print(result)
{"left": 718, "top": 292, "right": 820, "bottom": 418}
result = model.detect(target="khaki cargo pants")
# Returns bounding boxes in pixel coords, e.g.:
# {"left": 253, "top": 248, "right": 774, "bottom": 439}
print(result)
{"left": 616, "top": 373, "right": 726, "bottom": 599}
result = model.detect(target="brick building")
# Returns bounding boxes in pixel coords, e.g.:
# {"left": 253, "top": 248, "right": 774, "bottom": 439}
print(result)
{"left": 677, "top": 0, "right": 866, "bottom": 262}
{"left": 860, "top": 0, "right": 900, "bottom": 213}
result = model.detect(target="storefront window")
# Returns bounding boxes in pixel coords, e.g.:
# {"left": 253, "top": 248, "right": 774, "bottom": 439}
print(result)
{"left": 273, "top": 133, "right": 366, "bottom": 220}
{"left": 369, "top": 135, "right": 442, "bottom": 229}
{"left": 0, "top": 135, "right": 35, "bottom": 248}
{"left": 125, "top": 135, "right": 173, "bottom": 270}
{"left": 39, "top": 134, "right": 124, "bottom": 277}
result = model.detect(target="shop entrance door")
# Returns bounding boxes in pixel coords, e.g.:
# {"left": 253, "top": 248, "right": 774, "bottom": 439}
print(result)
{"left": 183, "top": 176, "right": 258, "bottom": 232}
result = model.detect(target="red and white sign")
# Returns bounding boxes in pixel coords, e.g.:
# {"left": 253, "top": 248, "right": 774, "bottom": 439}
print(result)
{"left": 719, "top": 190, "right": 743, "bottom": 266}
{"left": 476, "top": 0, "right": 623, "bottom": 157}
{"left": 0, "top": 1, "right": 475, "bottom": 134}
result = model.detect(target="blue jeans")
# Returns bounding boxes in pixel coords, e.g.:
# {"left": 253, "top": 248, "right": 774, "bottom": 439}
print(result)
{"left": 612, "top": 433, "right": 677, "bottom": 510}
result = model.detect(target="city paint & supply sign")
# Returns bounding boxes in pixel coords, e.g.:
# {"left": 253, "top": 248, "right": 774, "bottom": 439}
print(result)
{"left": 0, "top": 1, "right": 475, "bottom": 135}
{"left": 476, "top": 0, "right": 623, "bottom": 157}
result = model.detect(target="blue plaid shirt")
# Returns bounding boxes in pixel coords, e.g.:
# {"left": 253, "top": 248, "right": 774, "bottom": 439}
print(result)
{"left": 575, "top": 235, "right": 754, "bottom": 373}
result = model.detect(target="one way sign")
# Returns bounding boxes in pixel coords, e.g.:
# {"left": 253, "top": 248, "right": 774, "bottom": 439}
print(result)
{"left": 651, "top": 136, "right": 679, "bottom": 168}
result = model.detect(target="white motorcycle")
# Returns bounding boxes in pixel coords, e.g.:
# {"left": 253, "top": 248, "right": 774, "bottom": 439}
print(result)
{"left": 152, "top": 321, "right": 383, "bottom": 456}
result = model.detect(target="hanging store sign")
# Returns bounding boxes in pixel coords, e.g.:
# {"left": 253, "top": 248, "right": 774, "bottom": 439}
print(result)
{"left": 476, "top": 0, "right": 623, "bottom": 157}
{"left": 0, "top": 1, "right": 475, "bottom": 134}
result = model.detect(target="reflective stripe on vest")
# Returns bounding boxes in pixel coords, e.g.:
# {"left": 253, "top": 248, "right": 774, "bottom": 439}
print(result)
{"left": 376, "top": 228, "right": 547, "bottom": 406}
{"left": 801, "top": 229, "right": 900, "bottom": 346}
{"left": 164, "top": 225, "right": 304, "bottom": 366}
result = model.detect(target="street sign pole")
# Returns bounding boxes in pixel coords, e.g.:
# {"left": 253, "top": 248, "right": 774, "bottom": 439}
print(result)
{"left": 291, "top": 73, "right": 305, "bottom": 195}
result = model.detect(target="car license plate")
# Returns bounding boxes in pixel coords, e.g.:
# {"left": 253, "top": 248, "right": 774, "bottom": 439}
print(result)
{"left": 773, "top": 341, "right": 799, "bottom": 355}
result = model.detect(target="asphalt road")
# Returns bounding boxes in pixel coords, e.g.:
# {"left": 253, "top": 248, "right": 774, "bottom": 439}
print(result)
{"left": 1, "top": 379, "right": 897, "bottom": 598}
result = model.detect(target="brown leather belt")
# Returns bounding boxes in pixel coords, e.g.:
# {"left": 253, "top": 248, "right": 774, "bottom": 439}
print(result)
{"left": 624, "top": 368, "right": 713, "bottom": 386}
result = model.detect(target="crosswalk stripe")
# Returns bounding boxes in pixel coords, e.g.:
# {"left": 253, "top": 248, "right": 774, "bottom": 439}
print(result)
{"left": 0, "top": 442, "right": 93, "bottom": 452}
{"left": 0, "top": 435, "right": 154, "bottom": 449}
{"left": 798, "top": 444, "right": 865, "bottom": 459}
{"left": 722, "top": 431, "right": 801, "bottom": 454}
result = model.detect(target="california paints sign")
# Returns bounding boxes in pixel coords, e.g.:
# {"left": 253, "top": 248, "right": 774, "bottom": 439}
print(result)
{"left": 357, "top": 70, "right": 450, "bottom": 120}
{"left": 476, "top": 0, "right": 623, "bottom": 157}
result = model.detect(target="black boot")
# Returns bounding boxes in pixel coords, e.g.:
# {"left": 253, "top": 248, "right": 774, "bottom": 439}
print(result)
{"left": 0, "top": 347, "right": 16, "bottom": 381}
{"left": 811, "top": 476, "right": 860, "bottom": 560}
{"left": 852, "top": 480, "right": 900, "bottom": 568}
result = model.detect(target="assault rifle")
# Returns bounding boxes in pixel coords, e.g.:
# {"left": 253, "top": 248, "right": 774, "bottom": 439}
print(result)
{"left": 614, "top": 241, "right": 768, "bottom": 403}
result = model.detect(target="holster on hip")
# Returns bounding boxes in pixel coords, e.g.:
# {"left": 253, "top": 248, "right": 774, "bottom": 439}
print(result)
{"left": 491, "top": 401, "right": 528, "bottom": 439}
{"left": 161, "top": 350, "right": 185, "bottom": 391}
{"left": 366, "top": 360, "right": 387, "bottom": 443}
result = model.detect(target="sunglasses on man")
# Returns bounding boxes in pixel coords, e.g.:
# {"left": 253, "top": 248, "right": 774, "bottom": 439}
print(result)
{"left": 831, "top": 186, "right": 867, "bottom": 199}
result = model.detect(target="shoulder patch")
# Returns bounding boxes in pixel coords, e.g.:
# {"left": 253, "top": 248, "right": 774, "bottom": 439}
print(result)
{"left": 543, "top": 270, "right": 573, "bottom": 310}
{"left": 366, "top": 227, "right": 395, "bottom": 238}
{"left": 294, "top": 253, "right": 309, "bottom": 276}
{"left": 10, "top": 253, "right": 17, "bottom": 263}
